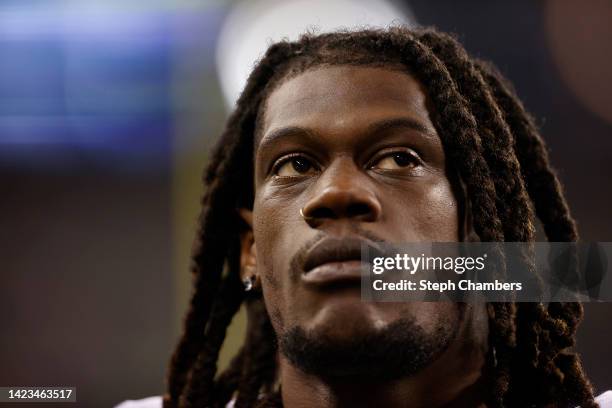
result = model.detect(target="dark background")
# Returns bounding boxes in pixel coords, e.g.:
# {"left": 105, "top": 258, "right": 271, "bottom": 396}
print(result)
{"left": 1, "top": 1, "right": 610, "bottom": 406}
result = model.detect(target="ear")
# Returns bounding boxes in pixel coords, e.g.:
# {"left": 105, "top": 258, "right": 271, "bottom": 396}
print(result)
{"left": 237, "top": 208, "right": 260, "bottom": 289}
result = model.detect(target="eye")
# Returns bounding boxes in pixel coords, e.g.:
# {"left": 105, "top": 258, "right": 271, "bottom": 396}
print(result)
{"left": 273, "top": 155, "right": 318, "bottom": 177}
{"left": 371, "top": 149, "right": 420, "bottom": 171}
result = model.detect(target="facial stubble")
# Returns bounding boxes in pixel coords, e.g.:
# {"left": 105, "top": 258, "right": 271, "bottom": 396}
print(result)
{"left": 278, "top": 307, "right": 461, "bottom": 382}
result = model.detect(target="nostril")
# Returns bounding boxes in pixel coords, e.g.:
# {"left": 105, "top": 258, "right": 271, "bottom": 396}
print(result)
{"left": 309, "top": 207, "right": 336, "bottom": 220}
{"left": 347, "top": 203, "right": 373, "bottom": 218}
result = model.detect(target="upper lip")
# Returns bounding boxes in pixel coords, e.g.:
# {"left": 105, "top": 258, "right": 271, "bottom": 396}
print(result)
{"left": 302, "top": 236, "right": 382, "bottom": 273}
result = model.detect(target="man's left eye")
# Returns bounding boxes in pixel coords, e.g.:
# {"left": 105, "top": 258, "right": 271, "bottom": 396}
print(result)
{"left": 371, "top": 151, "right": 419, "bottom": 170}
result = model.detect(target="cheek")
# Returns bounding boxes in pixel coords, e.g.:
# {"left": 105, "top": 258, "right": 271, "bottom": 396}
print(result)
{"left": 384, "top": 178, "right": 459, "bottom": 242}
{"left": 252, "top": 194, "right": 303, "bottom": 332}
{"left": 420, "top": 181, "right": 459, "bottom": 240}
{"left": 253, "top": 195, "right": 300, "bottom": 282}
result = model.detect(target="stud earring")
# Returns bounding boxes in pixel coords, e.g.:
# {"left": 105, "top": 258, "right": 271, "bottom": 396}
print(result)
{"left": 243, "top": 276, "right": 255, "bottom": 292}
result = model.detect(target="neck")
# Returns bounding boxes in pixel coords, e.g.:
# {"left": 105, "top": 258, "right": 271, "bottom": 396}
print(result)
{"left": 278, "top": 304, "right": 490, "bottom": 408}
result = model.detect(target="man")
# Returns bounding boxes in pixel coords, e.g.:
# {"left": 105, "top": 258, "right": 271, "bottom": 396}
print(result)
{"left": 119, "top": 27, "right": 610, "bottom": 407}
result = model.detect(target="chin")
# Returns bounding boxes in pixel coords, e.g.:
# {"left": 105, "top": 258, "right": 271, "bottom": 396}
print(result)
{"left": 303, "top": 297, "right": 393, "bottom": 339}
{"left": 279, "top": 310, "right": 459, "bottom": 382}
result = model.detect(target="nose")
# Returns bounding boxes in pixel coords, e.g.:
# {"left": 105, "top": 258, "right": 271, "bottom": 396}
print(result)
{"left": 301, "top": 159, "right": 382, "bottom": 227}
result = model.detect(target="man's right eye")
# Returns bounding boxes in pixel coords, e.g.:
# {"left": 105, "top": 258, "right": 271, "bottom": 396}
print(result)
{"left": 273, "top": 155, "right": 317, "bottom": 177}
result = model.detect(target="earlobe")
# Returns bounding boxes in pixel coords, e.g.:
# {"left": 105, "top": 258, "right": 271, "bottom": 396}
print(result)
{"left": 241, "top": 239, "right": 261, "bottom": 291}
{"left": 237, "top": 208, "right": 260, "bottom": 290}
{"left": 238, "top": 208, "right": 253, "bottom": 228}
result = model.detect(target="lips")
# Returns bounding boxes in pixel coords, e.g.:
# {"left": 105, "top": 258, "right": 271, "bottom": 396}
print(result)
{"left": 302, "top": 237, "right": 366, "bottom": 272}
{"left": 301, "top": 236, "right": 383, "bottom": 285}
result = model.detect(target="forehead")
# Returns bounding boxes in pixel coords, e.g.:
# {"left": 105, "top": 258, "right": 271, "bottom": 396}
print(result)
{"left": 258, "top": 65, "right": 435, "bottom": 145}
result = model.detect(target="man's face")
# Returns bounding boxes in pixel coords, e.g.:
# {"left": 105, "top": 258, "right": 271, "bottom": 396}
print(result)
{"left": 244, "top": 65, "right": 462, "bottom": 378}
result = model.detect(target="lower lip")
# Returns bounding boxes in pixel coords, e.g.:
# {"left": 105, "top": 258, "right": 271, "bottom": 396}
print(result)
{"left": 301, "top": 260, "right": 366, "bottom": 285}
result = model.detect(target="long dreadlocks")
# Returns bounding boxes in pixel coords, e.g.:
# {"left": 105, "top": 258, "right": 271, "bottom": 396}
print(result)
{"left": 163, "top": 26, "right": 597, "bottom": 408}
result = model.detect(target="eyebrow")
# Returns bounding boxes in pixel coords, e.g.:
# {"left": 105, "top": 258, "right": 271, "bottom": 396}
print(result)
{"left": 257, "top": 117, "right": 438, "bottom": 154}
{"left": 365, "top": 117, "right": 438, "bottom": 140}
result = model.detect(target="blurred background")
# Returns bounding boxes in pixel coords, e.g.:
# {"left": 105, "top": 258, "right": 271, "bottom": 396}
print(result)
{"left": 1, "top": 0, "right": 611, "bottom": 406}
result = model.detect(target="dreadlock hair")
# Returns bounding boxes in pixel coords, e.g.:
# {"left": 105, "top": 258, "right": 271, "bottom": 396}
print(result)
{"left": 163, "top": 26, "right": 597, "bottom": 408}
